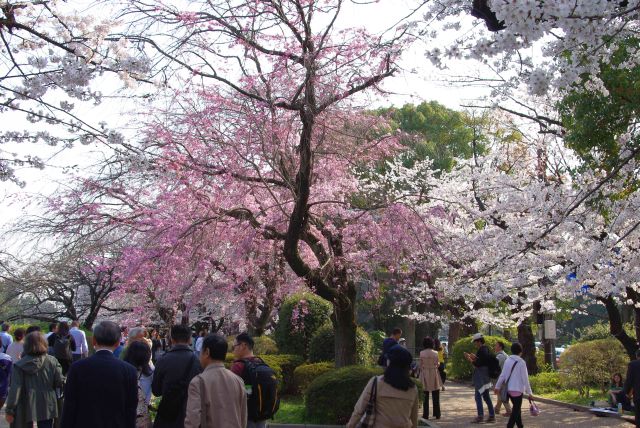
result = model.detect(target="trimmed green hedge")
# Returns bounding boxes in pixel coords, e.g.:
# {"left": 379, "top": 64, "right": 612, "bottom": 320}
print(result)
{"left": 559, "top": 338, "right": 627, "bottom": 397}
{"left": 448, "top": 335, "right": 511, "bottom": 380}
{"left": 293, "top": 362, "right": 334, "bottom": 394}
{"left": 254, "top": 336, "right": 279, "bottom": 355}
{"left": 308, "top": 324, "right": 373, "bottom": 365}
{"left": 224, "top": 353, "right": 304, "bottom": 394}
{"left": 529, "top": 371, "right": 561, "bottom": 394}
{"left": 305, "top": 365, "right": 423, "bottom": 424}
{"left": 274, "top": 293, "right": 332, "bottom": 359}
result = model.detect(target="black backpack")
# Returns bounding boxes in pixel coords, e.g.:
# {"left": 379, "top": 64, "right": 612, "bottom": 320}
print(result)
{"left": 53, "top": 335, "right": 72, "bottom": 361}
{"left": 157, "top": 355, "right": 196, "bottom": 421}
{"left": 488, "top": 352, "right": 501, "bottom": 378}
{"left": 241, "top": 358, "right": 280, "bottom": 421}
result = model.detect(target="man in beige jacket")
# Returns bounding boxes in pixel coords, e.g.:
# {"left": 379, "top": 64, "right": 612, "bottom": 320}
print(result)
{"left": 184, "top": 334, "right": 247, "bottom": 428}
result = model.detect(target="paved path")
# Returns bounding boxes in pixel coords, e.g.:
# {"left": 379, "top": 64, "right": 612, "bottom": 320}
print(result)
{"left": 426, "top": 383, "right": 631, "bottom": 427}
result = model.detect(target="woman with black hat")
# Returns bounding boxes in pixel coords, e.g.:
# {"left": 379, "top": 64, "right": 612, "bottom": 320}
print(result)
{"left": 347, "top": 345, "right": 419, "bottom": 428}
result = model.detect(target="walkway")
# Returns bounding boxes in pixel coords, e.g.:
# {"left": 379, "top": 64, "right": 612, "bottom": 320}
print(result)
{"left": 426, "top": 383, "right": 631, "bottom": 427}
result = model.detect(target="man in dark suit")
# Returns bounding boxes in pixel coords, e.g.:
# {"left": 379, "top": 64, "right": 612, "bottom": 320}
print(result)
{"left": 61, "top": 320, "right": 137, "bottom": 428}
{"left": 152, "top": 324, "right": 202, "bottom": 428}
{"left": 623, "top": 348, "right": 640, "bottom": 427}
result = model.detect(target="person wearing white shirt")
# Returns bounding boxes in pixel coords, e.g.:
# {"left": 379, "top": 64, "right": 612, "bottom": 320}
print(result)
{"left": 494, "top": 343, "right": 533, "bottom": 428}
{"left": 69, "top": 321, "right": 89, "bottom": 361}
{"left": 194, "top": 331, "right": 205, "bottom": 357}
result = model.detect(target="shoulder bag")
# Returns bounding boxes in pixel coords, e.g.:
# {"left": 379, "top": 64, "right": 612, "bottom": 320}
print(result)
{"left": 356, "top": 376, "right": 378, "bottom": 428}
{"left": 499, "top": 360, "right": 518, "bottom": 403}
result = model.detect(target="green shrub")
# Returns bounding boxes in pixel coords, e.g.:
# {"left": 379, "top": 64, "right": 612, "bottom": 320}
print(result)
{"left": 254, "top": 336, "right": 279, "bottom": 355}
{"left": 535, "top": 348, "right": 554, "bottom": 373}
{"left": 448, "top": 335, "right": 512, "bottom": 380}
{"left": 262, "top": 354, "right": 305, "bottom": 394}
{"left": 306, "top": 365, "right": 422, "bottom": 424}
{"left": 576, "top": 321, "right": 634, "bottom": 343}
{"left": 558, "top": 339, "right": 628, "bottom": 397}
{"left": 274, "top": 293, "right": 332, "bottom": 359}
{"left": 224, "top": 353, "right": 304, "bottom": 394}
{"left": 308, "top": 324, "right": 373, "bottom": 365}
{"left": 369, "top": 330, "right": 385, "bottom": 357}
{"left": 529, "top": 371, "right": 561, "bottom": 394}
{"left": 306, "top": 366, "right": 382, "bottom": 424}
{"left": 293, "top": 362, "right": 334, "bottom": 394}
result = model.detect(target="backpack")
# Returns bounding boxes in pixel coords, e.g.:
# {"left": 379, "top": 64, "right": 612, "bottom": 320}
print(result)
{"left": 488, "top": 352, "right": 501, "bottom": 379}
{"left": 53, "top": 335, "right": 72, "bottom": 362}
{"left": 241, "top": 358, "right": 280, "bottom": 421}
{"left": 157, "top": 355, "right": 196, "bottom": 421}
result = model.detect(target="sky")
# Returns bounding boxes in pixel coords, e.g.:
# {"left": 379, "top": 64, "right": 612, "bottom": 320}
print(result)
{"left": 0, "top": 0, "right": 492, "bottom": 251}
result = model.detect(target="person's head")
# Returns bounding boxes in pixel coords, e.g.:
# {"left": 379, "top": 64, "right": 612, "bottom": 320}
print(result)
{"left": 23, "top": 332, "right": 48, "bottom": 356}
{"left": 434, "top": 338, "right": 442, "bottom": 351}
{"left": 391, "top": 327, "right": 402, "bottom": 341}
{"left": 57, "top": 321, "right": 70, "bottom": 336}
{"left": 13, "top": 328, "right": 25, "bottom": 342}
{"left": 199, "top": 330, "right": 207, "bottom": 337}
{"left": 26, "top": 325, "right": 41, "bottom": 335}
{"left": 124, "top": 340, "right": 153, "bottom": 376}
{"left": 1, "top": 323, "right": 9, "bottom": 333}
{"left": 48, "top": 323, "right": 58, "bottom": 334}
{"left": 422, "top": 336, "right": 434, "bottom": 349}
{"left": 200, "top": 334, "right": 227, "bottom": 368}
{"left": 127, "top": 327, "right": 145, "bottom": 344}
{"left": 169, "top": 324, "right": 192, "bottom": 345}
{"left": 612, "top": 373, "right": 623, "bottom": 387}
{"left": 495, "top": 341, "right": 505, "bottom": 353}
{"left": 92, "top": 321, "right": 121, "bottom": 349}
{"left": 511, "top": 342, "right": 523, "bottom": 356}
{"left": 471, "top": 333, "right": 484, "bottom": 348}
{"left": 71, "top": 320, "right": 80, "bottom": 328}
{"left": 232, "top": 332, "right": 254, "bottom": 359}
{"left": 384, "top": 345, "right": 414, "bottom": 391}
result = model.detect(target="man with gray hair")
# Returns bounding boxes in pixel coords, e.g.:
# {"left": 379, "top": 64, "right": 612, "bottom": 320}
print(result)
{"left": 61, "top": 320, "right": 137, "bottom": 428}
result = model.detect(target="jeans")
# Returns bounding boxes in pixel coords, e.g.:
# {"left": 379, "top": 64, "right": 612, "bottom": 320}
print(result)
{"left": 507, "top": 394, "right": 523, "bottom": 428}
{"left": 423, "top": 390, "right": 441, "bottom": 419}
{"left": 495, "top": 393, "right": 512, "bottom": 414}
{"left": 247, "top": 421, "right": 267, "bottom": 428}
{"left": 72, "top": 354, "right": 82, "bottom": 362}
{"left": 474, "top": 389, "right": 494, "bottom": 417}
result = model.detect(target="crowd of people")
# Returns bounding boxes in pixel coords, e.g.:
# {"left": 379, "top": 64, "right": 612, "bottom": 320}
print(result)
{"left": 2, "top": 320, "right": 639, "bottom": 428}
{"left": 358, "top": 329, "right": 535, "bottom": 428}
{"left": 0, "top": 320, "right": 278, "bottom": 428}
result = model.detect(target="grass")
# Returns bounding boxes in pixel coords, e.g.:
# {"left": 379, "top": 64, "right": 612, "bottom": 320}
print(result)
{"left": 273, "top": 395, "right": 323, "bottom": 424}
{"left": 538, "top": 389, "right": 609, "bottom": 407}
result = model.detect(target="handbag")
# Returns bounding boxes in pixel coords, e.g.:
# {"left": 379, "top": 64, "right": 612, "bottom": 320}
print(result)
{"left": 499, "top": 360, "right": 518, "bottom": 403}
{"left": 356, "top": 376, "right": 378, "bottom": 428}
{"left": 529, "top": 397, "right": 540, "bottom": 416}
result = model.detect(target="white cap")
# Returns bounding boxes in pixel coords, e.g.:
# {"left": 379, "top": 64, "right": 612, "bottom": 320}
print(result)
{"left": 472, "top": 333, "right": 484, "bottom": 341}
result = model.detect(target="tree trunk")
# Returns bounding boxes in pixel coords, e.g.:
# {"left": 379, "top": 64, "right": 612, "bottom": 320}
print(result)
{"left": 517, "top": 317, "right": 538, "bottom": 375}
{"left": 448, "top": 321, "right": 462, "bottom": 350}
{"left": 601, "top": 296, "right": 637, "bottom": 359}
{"left": 332, "top": 295, "right": 357, "bottom": 367}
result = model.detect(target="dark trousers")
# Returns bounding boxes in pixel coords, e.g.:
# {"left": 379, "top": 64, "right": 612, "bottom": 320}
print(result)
{"left": 634, "top": 400, "right": 640, "bottom": 427}
{"left": 438, "top": 363, "right": 446, "bottom": 384}
{"left": 72, "top": 354, "right": 82, "bottom": 362}
{"left": 423, "top": 390, "right": 441, "bottom": 419}
{"left": 474, "top": 389, "right": 494, "bottom": 417}
{"left": 507, "top": 394, "right": 523, "bottom": 428}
